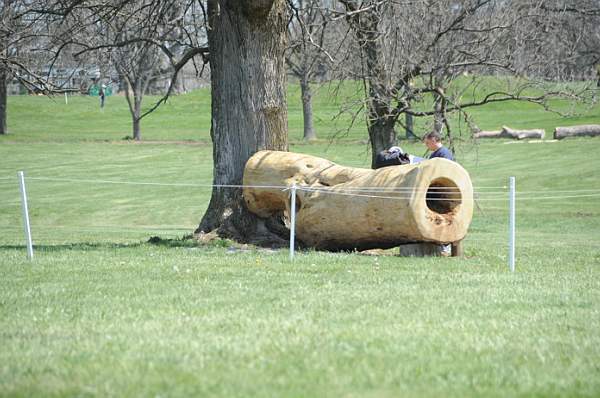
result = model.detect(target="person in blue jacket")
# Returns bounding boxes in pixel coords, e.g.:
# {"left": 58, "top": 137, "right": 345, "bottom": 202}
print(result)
{"left": 423, "top": 131, "right": 454, "bottom": 161}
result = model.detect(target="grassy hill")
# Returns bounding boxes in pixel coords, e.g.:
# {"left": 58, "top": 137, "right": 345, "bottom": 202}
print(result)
{"left": 4, "top": 78, "right": 599, "bottom": 142}
{"left": 0, "top": 81, "right": 599, "bottom": 397}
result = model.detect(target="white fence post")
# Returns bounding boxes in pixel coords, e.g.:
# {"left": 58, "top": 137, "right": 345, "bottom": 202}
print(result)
{"left": 509, "top": 176, "right": 515, "bottom": 272}
{"left": 18, "top": 171, "right": 34, "bottom": 260}
{"left": 289, "top": 183, "right": 297, "bottom": 261}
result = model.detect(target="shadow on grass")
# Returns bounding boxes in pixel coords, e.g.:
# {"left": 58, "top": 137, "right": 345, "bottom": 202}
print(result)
{"left": 0, "top": 235, "right": 201, "bottom": 252}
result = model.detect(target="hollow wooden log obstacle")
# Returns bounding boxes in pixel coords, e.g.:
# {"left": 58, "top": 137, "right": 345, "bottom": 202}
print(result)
{"left": 243, "top": 151, "right": 474, "bottom": 251}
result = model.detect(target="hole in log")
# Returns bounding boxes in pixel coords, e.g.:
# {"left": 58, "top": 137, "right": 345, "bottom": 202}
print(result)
{"left": 426, "top": 178, "right": 461, "bottom": 215}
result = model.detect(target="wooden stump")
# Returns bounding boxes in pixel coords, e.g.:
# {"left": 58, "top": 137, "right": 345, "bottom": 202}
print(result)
{"left": 243, "top": 151, "right": 474, "bottom": 251}
{"left": 451, "top": 240, "right": 464, "bottom": 257}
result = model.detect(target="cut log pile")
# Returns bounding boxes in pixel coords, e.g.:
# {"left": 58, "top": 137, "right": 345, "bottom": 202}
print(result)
{"left": 243, "top": 151, "right": 474, "bottom": 251}
{"left": 475, "top": 124, "right": 600, "bottom": 141}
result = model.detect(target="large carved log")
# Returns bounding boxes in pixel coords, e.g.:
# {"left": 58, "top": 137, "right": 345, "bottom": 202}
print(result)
{"left": 554, "top": 125, "right": 600, "bottom": 139}
{"left": 474, "top": 126, "right": 545, "bottom": 140}
{"left": 243, "top": 151, "right": 474, "bottom": 251}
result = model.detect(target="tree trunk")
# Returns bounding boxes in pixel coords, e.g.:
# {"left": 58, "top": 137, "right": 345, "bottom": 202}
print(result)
{"left": 0, "top": 65, "right": 7, "bottom": 135}
{"left": 132, "top": 117, "right": 141, "bottom": 141}
{"left": 196, "top": 0, "right": 289, "bottom": 244}
{"left": 0, "top": 25, "right": 7, "bottom": 136}
{"left": 122, "top": 75, "right": 143, "bottom": 141}
{"left": 368, "top": 115, "right": 396, "bottom": 169}
{"left": 300, "top": 75, "right": 316, "bottom": 140}
{"left": 133, "top": 75, "right": 146, "bottom": 141}
{"left": 554, "top": 125, "right": 600, "bottom": 139}
{"left": 131, "top": 94, "right": 142, "bottom": 140}
{"left": 432, "top": 77, "right": 447, "bottom": 136}
{"left": 433, "top": 92, "right": 444, "bottom": 134}
{"left": 405, "top": 112, "right": 415, "bottom": 139}
{"left": 344, "top": 6, "right": 397, "bottom": 168}
{"left": 364, "top": 40, "right": 396, "bottom": 167}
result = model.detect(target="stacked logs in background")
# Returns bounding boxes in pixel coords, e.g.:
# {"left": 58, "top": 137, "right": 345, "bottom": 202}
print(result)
{"left": 554, "top": 125, "right": 600, "bottom": 139}
{"left": 474, "top": 125, "right": 600, "bottom": 140}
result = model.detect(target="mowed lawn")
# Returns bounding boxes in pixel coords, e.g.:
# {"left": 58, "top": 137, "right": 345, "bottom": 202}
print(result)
{"left": 1, "top": 84, "right": 600, "bottom": 397}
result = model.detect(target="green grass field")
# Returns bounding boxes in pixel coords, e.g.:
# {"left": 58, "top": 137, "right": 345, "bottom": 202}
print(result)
{"left": 1, "top": 82, "right": 600, "bottom": 397}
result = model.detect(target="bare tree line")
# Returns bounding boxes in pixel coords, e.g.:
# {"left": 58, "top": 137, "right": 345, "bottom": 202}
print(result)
{"left": 1, "top": 0, "right": 598, "bottom": 242}
{"left": 322, "top": 0, "right": 598, "bottom": 165}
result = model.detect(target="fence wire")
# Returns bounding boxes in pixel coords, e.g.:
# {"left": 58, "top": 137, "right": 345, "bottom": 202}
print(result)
{"left": 1, "top": 173, "right": 598, "bottom": 251}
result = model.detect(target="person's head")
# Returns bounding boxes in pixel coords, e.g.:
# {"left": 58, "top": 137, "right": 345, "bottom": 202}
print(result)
{"left": 423, "top": 131, "right": 443, "bottom": 151}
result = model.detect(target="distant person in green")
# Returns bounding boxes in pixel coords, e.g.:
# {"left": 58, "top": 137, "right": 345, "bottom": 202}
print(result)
{"left": 99, "top": 84, "right": 106, "bottom": 109}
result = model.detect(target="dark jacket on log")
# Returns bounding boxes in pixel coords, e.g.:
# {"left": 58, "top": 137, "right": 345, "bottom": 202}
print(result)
{"left": 374, "top": 149, "right": 411, "bottom": 169}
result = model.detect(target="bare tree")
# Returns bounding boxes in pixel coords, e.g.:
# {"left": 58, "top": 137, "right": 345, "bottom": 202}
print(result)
{"left": 64, "top": 0, "right": 207, "bottom": 140}
{"left": 1, "top": 0, "right": 64, "bottom": 135}
{"left": 35, "top": 0, "right": 288, "bottom": 242}
{"left": 540, "top": 1, "right": 600, "bottom": 82}
{"left": 107, "top": 5, "right": 167, "bottom": 141}
{"left": 334, "top": 0, "right": 598, "bottom": 166}
{"left": 287, "top": 0, "right": 331, "bottom": 140}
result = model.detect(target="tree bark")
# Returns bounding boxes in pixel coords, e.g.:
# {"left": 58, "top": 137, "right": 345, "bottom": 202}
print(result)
{"left": 132, "top": 116, "right": 141, "bottom": 141}
{"left": 344, "top": 5, "right": 397, "bottom": 168}
{"left": 433, "top": 92, "right": 445, "bottom": 134}
{"left": 300, "top": 75, "right": 316, "bottom": 141}
{"left": 132, "top": 92, "right": 142, "bottom": 141}
{"left": 196, "top": 0, "right": 289, "bottom": 244}
{"left": 0, "top": 22, "right": 7, "bottom": 136}
{"left": 125, "top": 93, "right": 143, "bottom": 141}
{"left": 405, "top": 112, "right": 415, "bottom": 139}
{"left": 554, "top": 125, "right": 600, "bottom": 139}
{"left": 0, "top": 65, "right": 7, "bottom": 135}
{"left": 362, "top": 20, "right": 397, "bottom": 167}
{"left": 368, "top": 115, "right": 396, "bottom": 168}
{"left": 123, "top": 77, "right": 143, "bottom": 141}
